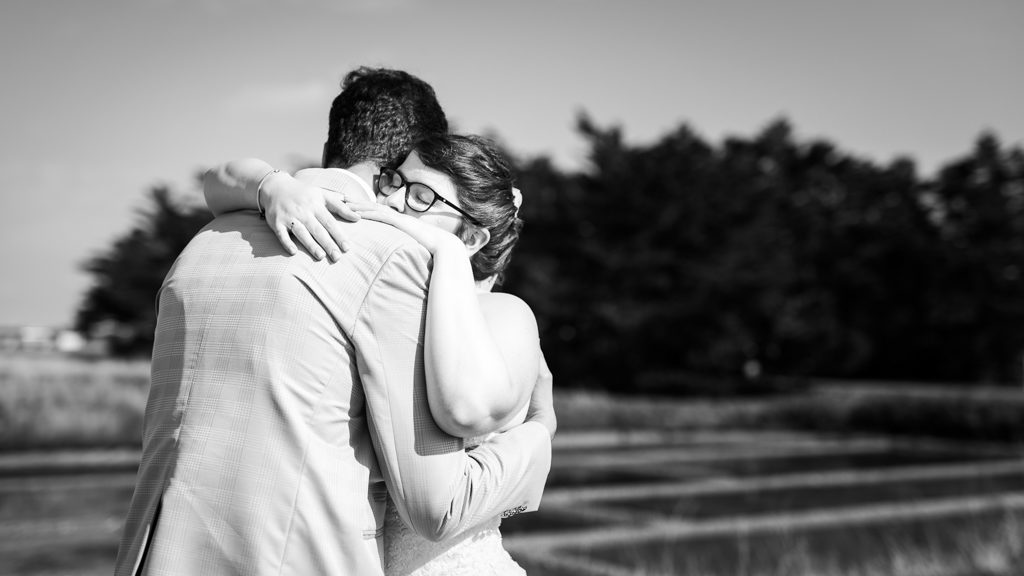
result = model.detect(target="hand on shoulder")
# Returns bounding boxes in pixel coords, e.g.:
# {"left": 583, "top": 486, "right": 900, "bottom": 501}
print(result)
{"left": 261, "top": 172, "right": 361, "bottom": 262}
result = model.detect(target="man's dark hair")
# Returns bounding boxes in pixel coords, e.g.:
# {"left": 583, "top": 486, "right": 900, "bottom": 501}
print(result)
{"left": 324, "top": 67, "right": 448, "bottom": 169}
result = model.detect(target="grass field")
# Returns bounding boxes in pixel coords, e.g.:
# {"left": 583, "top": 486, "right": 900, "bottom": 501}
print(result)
{"left": 4, "top": 354, "right": 1024, "bottom": 451}
{"left": 501, "top": 430, "right": 1024, "bottom": 576}
{"left": 3, "top": 354, "right": 1024, "bottom": 575}
{"left": 576, "top": 512, "right": 1024, "bottom": 576}
{"left": 0, "top": 355, "right": 149, "bottom": 451}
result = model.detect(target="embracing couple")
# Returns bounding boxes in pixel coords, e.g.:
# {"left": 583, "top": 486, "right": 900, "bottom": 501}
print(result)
{"left": 113, "top": 67, "right": 556, "bottom": 576}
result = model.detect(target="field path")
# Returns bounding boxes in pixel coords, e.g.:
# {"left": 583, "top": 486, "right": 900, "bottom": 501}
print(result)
{"left": 1, "top": 431, "right": 1022, "bottom": 575}
{"left": 502, "top": 430, "right": 1024, "bottom": 575}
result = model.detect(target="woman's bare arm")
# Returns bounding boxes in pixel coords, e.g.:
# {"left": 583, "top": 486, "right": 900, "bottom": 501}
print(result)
{"left": 203, "top": 158, "right": 276, "bottom": 217}
{"left": 474, "top": 292, "right": 541, "bottom": 431}
{"left": 355, "top": 203, "right": 538, "bottom": 437}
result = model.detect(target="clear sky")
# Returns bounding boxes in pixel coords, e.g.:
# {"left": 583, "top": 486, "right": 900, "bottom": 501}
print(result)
{"left": 1, "top": 0, "right": 1022, "bottom": 327}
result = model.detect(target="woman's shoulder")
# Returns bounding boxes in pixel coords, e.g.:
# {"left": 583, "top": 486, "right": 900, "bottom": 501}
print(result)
{"left": 479, "top": 291, "right": 541, "bottom": 404}
{"left": 478, "top": 291, "right": 530, "bottom": 307}
{"left": 478, "top": 293, "right": 539, "bottom": 353}
{"left": 478, "top": 292, "right": 538, "bottom": 330}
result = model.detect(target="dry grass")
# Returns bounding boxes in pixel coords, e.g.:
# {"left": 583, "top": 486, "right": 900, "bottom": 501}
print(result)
{"left": 555, "top": 383, "right": 1024, "bottom": 446}
{"left": 3, "top": 356, "right": 767, "bottom": 451}
{"left": 0, "top": 354, "right": 149, "bottom": 450}
{"left": 552, "top": 387, "right": 782, "bottom": 431}
{"left": 759, "top": 385, "right": 1024, "bottom": 444}
{"left": 4, "top": 354, "right": 1024, "bottom": 451}
{"left": 4, "top": 355, "right": 1024, "bottom": 575}
{"left": 567, "top": 510, "right": 1024, "bottom": 576}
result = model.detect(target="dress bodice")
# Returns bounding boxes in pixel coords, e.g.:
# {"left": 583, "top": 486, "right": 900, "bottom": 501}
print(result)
{"left": 383, "top": 408, "right": 531, "bottom": 576}
{"left": 382, "top": 498, "right": 524, "bottom": 576}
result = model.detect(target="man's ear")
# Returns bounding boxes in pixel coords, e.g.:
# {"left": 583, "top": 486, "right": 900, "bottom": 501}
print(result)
{"left": 461, "top": 226, "right": 490, "bottom": 257}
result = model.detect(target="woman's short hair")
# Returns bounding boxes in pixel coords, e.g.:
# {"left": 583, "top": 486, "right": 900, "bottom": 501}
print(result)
{"left": 414, "top": 134, "right": 522, "bottom": 286}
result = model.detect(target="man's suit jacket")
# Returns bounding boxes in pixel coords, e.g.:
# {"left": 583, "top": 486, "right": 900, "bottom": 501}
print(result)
{"left": 113, "top": 169, "right": 552, "bottom": 576}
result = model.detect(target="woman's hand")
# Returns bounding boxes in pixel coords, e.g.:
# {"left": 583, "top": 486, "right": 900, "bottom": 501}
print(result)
{"left": 526, "top": 352, "right": 556, "bottom": 440}
{"left": 261, "top": 172, "right": 361, "bottom": 262}
{"left": 348, "top": 202, "right": 464, "bottom": 255}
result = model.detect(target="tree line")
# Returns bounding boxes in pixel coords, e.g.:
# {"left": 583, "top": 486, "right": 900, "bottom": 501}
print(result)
{"left": 76, "top": 115, "right": 1024, "bottom": 393}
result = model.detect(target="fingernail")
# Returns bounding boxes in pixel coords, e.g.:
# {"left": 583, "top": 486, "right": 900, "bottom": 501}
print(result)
{"left": 315, "top": 250, "right": 325, "bottom": 260}
{"left": 340, "top": 242, "right": 350, "bottom": 253}
{"left": 329, "top": 250, "right": 341, "bottom": 261}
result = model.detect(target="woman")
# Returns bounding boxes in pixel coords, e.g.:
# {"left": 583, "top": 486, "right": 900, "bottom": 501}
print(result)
{"left": 204, "top": 134, "right": 548, "bottom": 575}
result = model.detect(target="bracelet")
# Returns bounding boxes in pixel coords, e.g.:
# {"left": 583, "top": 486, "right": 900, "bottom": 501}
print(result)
{"left": 255, "top": 169, "right": 280, "bottom": 218}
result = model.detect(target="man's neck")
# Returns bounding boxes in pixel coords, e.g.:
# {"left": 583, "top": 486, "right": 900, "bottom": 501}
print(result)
{"left": 317, "top": 161, "right": 377, "bottom": 202}
{"left": 342, "top": 162, "right": 378, "bottom": 191}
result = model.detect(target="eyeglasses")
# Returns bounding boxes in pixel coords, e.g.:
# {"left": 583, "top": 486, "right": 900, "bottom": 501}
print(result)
{"left": 375, "top": 168, "right": 483, "bottom": 226}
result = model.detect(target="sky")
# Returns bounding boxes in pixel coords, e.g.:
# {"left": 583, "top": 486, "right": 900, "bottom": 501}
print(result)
{"left": 1, "top": 0, "right": 1022, "bottom": 328}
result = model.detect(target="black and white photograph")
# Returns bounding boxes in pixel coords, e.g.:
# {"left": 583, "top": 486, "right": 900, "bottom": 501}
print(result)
{"left": 1, "top": 1, "right": 1023, "bottom": 575}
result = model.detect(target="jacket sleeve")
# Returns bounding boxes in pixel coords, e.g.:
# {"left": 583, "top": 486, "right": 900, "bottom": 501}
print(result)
{"left": 352, "top": 242, "right": 552, "bottom": 542}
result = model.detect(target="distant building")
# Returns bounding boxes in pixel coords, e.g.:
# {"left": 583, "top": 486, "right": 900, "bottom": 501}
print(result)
{"left": 0, "top": 326, "right": 19, "bottom": 351}
{"left": 55, "top": 330, "right": 87, "bottom": 353}
{"left": 19, "top": 326, "right": 55, "bottom": 351}
{"left": 0, "top": 325, "right": 92, "bottom": 355}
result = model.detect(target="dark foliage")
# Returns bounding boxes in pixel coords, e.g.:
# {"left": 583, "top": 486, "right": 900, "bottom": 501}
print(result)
{"left": 764, "top": 387, "right": 1024, "bottom": 444}
{"left": 75, "top": 186, "right": 211, "bottom": 356}
{"left": 503, "top": 115, "right": 1024, "bottom": 391}
{"left": 76, "top": 117, "right": 1024, "bottom": 393}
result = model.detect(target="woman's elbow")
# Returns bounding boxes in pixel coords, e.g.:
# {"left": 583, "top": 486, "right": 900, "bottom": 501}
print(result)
{"left": 430, "top": 377, "right": 519, "bottom": 437}
{"left": 434, "top": 404, "right": 497, "bottom": 438}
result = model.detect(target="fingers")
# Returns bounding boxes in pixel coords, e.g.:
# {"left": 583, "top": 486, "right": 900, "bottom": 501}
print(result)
{"left": 262, "top": 178, "right": 358, "bottom": 261}
{"left": 355, "top": 210, "right": 388, "bottom": 223}
{"left": 272, "top": 222, "right": 299, "bottom": 256}
{"left": 346, "top": 201, "right": 381, "bottom": 213}
{"left": 307, "top": 215, "right": 343, "bottom": 261}
{"left": 526, "top": 370, "right": 557, "bottom": 439}
{"left": 288, "top": 219, "right": 328, "bottom": 261}
{"left": 316, "top": 210, "right": 350, "bottom": 259}
{"left": 538, "top": 351, "right": 552, "bottom": 380}
{"left": 324, "top": 195, "right": 361, "bottom": 222}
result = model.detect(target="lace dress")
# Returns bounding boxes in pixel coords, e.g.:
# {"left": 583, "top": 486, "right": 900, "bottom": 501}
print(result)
{"left": 383, "top": 422, "right": 529, "bottom": 576}
{"left": 382, "top": 500, "right": 525, "bottom": 576}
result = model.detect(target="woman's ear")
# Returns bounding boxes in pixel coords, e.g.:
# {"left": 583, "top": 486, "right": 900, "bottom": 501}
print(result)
{"left": 460, "top": 225, "right": 490, "bottom": 257}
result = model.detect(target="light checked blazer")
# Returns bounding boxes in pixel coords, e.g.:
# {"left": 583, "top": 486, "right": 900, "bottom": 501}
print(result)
{"left": 113, "top": 168, "right": 552, "bottom": 576}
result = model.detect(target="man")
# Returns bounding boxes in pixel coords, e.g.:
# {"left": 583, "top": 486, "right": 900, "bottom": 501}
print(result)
{"left": 114, "top": 67, "right": 554, "bottom": 576}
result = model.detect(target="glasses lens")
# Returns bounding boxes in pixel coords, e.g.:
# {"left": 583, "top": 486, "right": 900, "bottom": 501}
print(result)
{"left": 377, "top": 169, "right": 402, "bottom": 194}
{"left": 405, "top": 184, "right": 435, "bottom": 212}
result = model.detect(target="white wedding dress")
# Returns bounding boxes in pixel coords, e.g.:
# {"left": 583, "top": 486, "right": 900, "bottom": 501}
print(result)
{"left": 382, "top": 411, "right": 530, "bottom": 576}
{"left": 382, "top": 501, "right": 525, "bottom": 576}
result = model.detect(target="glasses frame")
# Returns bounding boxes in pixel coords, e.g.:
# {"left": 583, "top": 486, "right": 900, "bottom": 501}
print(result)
{"left": 375, "top": 168, "right": 483, "bottom": 227}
